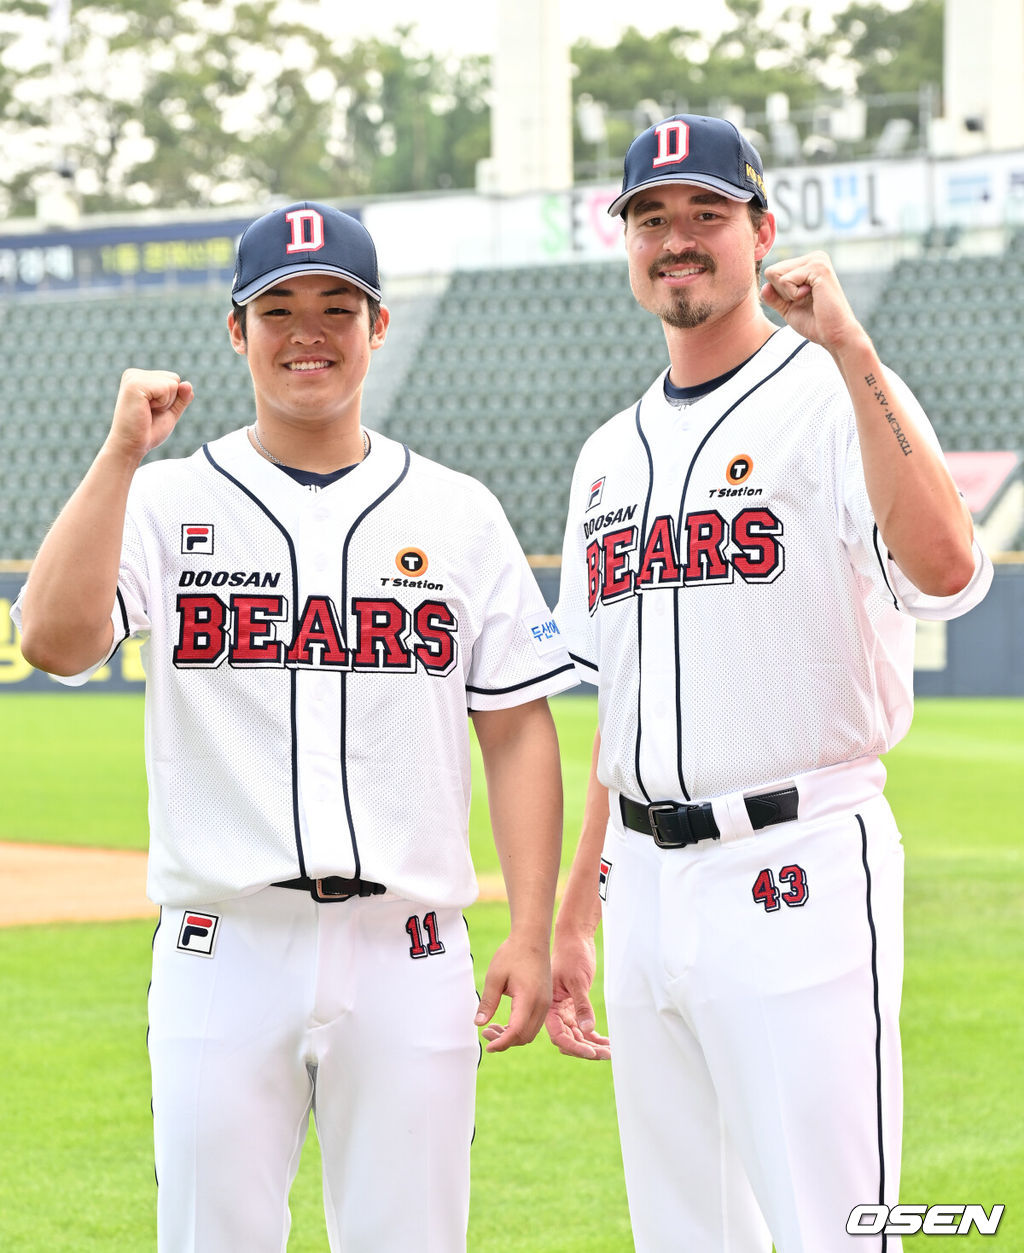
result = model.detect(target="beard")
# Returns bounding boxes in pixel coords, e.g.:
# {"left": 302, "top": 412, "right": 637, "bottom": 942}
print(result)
{"left": 660, "top": 294, "right": 715, "bottom": 329}
{"left": 647, "top": 251, "right": 717, "bottom": 328}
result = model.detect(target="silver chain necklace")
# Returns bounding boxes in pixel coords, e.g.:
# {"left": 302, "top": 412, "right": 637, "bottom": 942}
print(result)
{"left": 250, "top": 424, "right": 369, "bottom": 467}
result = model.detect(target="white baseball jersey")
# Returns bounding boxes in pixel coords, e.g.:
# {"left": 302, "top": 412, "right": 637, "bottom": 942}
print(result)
{"left": 26, "top": 428, "right": 577, "bottom": 906}
{"left": 556, "top": 325, "right": 992, "bottom": 803}
{"left": 557, "top": 325, "right": 992, "bottom": 1252}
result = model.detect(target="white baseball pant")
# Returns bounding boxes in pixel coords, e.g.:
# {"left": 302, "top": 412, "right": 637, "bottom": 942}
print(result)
{"left": 149, "top": 887, "right": 479, "bottom": 1252}
{"left": 601, "top": 761, "right": 904, "bottom": 1253}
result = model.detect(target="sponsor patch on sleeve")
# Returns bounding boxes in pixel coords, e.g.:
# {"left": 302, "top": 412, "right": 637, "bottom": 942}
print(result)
{"left": 523, "top": 610, "right": 564, "bottom": 657}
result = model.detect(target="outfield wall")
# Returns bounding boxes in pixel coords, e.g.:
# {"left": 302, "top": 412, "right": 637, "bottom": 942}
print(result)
{"left": 2, "top": 564, "right": 1021, "bottom": 697}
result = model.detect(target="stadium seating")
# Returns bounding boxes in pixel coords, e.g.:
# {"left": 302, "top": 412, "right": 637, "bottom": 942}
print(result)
{"left": 3, "top": 241, "right": 1023, "bottom": 562}
{"left": 865, "top": 249, "right": 1024, "bottom": 460}
{"left": 0, "top": 283, "right": 440, "bottom": 560}
{"left": 378, "top": 260, "right": 666, "bottom": 553}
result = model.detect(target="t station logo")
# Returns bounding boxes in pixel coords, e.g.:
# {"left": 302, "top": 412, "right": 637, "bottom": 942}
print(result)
{"left": 382, "top": 547, "right": 445, "bottom": 591}
{"left": 396, "top": 547, "right": 428, "bottom": 577}
{"left": 706, "top": 455, "right": 764, "bottom": 500}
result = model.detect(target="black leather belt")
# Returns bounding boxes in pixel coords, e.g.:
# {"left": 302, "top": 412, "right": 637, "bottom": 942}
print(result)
{"left": 273, "top": 875, "right": 387, "bottom": 902}
{"left": 619, "top": 787, "right": 799, "bottom": 849}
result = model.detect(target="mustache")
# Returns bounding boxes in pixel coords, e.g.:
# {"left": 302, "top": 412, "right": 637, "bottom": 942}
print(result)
{"left": 649, "top": 251, "right": 716, "bottom": 281}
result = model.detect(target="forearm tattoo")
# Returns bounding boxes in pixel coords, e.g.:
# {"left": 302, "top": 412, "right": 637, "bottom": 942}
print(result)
{"left": 864, "top": 373, "right": 912, "bottom": 456}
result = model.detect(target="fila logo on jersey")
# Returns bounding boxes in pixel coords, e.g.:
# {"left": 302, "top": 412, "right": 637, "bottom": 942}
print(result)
{"left": 181, "top": 524, "right": 214, "bottom": 555}
{"left": 586, "top": 509, "right": 784, "bottom": 611}
{"left": 598, "top": 857, "right": 612, "bottom": 900}
{"left": 587, "top": 477, "right": 606, "bottom": 510}
{"left": 176, "top": 912, "right": 219, "bottom": 957}
{"left": 173, "top": 592, "right": 459, "bottom": 675}
{"left": 285, "top": 208, "right": 325, "bottom": 253}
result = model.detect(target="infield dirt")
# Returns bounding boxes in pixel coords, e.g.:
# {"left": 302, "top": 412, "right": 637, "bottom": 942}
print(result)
{"left": 0, "top": 844, "right": 513, "bottom": 926}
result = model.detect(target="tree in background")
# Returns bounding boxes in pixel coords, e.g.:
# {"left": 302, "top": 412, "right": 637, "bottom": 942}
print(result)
{"left": 816, "top": 0, "right": 943, "bottom": 141}
{"left": 0, "top": 0, "right": 943, "bottom": 217}
{"left": 570, "top": 0, "right": 943, "bottom": 177}
{"left": 570, "top": 6, "right": 826, "bottom": 178}
{"left": 0, "top": 0, "right": 492, "bottom": 214}
{"left": 333, "top": 29, "right": 490, "bottom": 197}
{"left": 826, "top": 0, "right": 943, "bottom": 101}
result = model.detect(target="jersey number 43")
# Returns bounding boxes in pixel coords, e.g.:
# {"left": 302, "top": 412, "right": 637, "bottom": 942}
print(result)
{"left": 751, "top": 865, "right": 809, "bottom": 912}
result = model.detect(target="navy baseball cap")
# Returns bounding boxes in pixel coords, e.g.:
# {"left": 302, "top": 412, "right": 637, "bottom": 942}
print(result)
{"left": 608, "top": 114, "right": 768, "bottom": 218}
{"left": 231, "top": 201, "right": 382, "bottom": 305}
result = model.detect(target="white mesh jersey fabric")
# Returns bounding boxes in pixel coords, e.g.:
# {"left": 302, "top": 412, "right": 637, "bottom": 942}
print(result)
{"left": 556, "top": 326, "right": 992, "bottom": 803}
{"left": 53, "top": 428, "right": 576, "bottom": 907}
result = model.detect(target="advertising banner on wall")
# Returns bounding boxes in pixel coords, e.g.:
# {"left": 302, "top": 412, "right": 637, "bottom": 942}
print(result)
{"left": 0, "top": 217, "right": 252, "bottom": 295}
{"left": 0, "top": 572, "right": 144, "bottom": 692}
{"left": 363, "top": 150, "right": 1024, "bottom": 270}
{"left": 6, "top": 150, "right": 1024, "bottom": 296}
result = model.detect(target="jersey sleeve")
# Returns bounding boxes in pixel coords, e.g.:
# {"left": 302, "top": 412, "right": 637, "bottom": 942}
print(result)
{"left": 836, "top": 369, "right": 993, "bottom": 623}
{"left": 463, "top": 495, "right": 578, "bottom": 711}
{"left": 886, "top": 533, "right": 992, "bottom": 620}
{"left": 9, "top": 490, "right": 154, "bottom": 688}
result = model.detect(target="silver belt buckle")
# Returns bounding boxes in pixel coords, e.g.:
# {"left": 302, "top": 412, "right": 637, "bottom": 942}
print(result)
{"left": 647, "top": 802, "right": 687, "bottom": 848}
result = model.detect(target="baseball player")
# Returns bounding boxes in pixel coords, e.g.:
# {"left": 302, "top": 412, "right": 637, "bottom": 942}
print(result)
{"left": 541, "top": 116, "right": 993, "bottom": 1251}
{"left": 14, "top": 202, "right": 577, "bottom": 1251}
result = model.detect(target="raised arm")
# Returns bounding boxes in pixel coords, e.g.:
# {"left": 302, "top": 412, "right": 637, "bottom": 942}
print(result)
{"left": 761, "top": 252, "right": 976, "bottom": 597}
{"left": 470, "top": 696, "right": 563, "bottom": 1053}
{"left": 546, "top": 726, "right": 611, "bottom": 1060}
{"left": 17, "top": 368, "right": 193, "bottom": 675}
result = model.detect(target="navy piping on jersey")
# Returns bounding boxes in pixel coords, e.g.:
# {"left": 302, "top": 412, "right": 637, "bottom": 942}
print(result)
{"left": 630, "top": 337, "right": 810, "bottom": 805}
{"left": 148, "top": 911, "right": 161, "bottom": 1187}
{"left": 857, "top": 812, "right": 890, "bottom": 1250}
{"left": 102, "top": 586, "right": 133, "bottom": 669}
{"left": 465, "top": 661, "right": 577, "bottom": 697}
{"left": 872, "top": 524, "right": 901, "bottom": 611}
{"left": 336, "top": 446, "right": 412, "bottom": 878}
{"left": 115, "top": 586, "right": 130, "bottom": 642}
{"left": 632, "top": 404, "right": 658, "bottom": 803}
{"left": 203, "top": 442, "right": 307, "bottom": 875}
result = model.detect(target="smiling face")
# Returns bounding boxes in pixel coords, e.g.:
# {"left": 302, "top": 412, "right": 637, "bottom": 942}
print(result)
{"left": 227, "top": 273, "right": 388, "bottom": 429}
{"left": 624, "top": 184, "right": 775, "bottom": 332}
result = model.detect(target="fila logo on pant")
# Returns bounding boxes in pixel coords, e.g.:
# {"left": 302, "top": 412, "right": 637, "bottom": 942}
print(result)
{"left": 176, "top": 912, "right": 220, "bottom": 957}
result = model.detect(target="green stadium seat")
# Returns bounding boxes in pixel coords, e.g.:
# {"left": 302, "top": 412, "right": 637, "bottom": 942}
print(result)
{"left": 4, "top": 240, "right": 1024, "bottom": 564}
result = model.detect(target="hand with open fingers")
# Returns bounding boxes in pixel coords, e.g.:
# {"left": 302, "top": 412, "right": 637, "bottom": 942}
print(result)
{"left": 106, "top": 367, "right": 195, "bottom": 464}
{"left": 760, "top": 251, "right": 862, "bottom": 353}
{"left": 545, "top": 931, "right": 610, "bottom": 1061}
{"left": 474, "top": 933, "right": 552, "bottom": 1054}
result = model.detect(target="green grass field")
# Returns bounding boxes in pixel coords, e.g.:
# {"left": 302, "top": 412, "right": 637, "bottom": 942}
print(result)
{"left": 0, "top": 694, "right": 1021, "bottom": 1250}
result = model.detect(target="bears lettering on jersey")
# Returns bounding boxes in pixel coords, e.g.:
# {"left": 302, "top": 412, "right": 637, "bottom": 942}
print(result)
{"left": 173, "top": 591, "right": 458, "bottom": 674}
{"left": 587, "top": 509, "right": 785, "bottom": 611}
